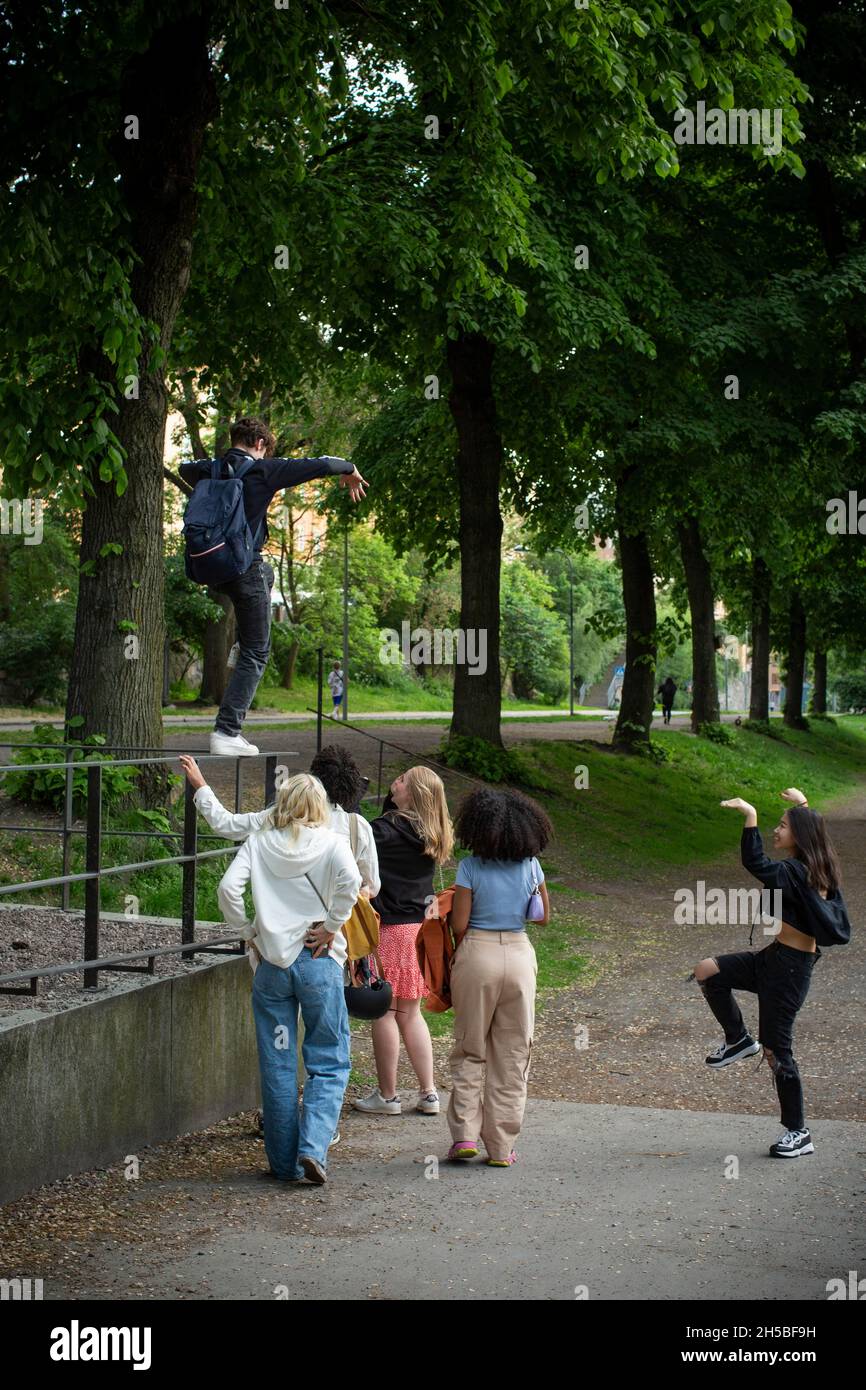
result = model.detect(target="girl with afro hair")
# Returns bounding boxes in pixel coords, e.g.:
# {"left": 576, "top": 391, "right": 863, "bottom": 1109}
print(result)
{"left": 447, "top": 787, "right": 551, "bottom": 1167}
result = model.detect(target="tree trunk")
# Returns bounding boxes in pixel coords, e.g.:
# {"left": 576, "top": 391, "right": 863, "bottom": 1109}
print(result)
{"left": 199, "top": 591, "right": 233, "bottom": 704}
{"left": 281, "top": 638, "right": 300, "bottom": 690}
{"left": 810, "top": 648, "right": 827, "bottom": 715}
{"left": 783, "top": 591, "right": 808, "bottom": 730}
{"left": 677, "top": 515, "right": 720, "bottom": 731}
{"left": 447, "top": 332, "right": 503, "bottom": 746}
{"left": 65, "top": 15, "right": 217, "bottom": 770}
{"left": 613, "top": 478, "right": 656, "bottom": 752}
{"left": 749, "top": 555, "right": 771, "bottom": 722}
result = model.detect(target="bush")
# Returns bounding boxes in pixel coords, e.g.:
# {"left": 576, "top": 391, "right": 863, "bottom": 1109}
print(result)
{"left": 697, "top": 721, "right": 734, "bottom": 746}
{"left": 741, "top": 718, "right": 786, "bottom": 740}
{"left": 437, "top": 735, "right": 526, "bottom": 784}
{"left": 3, "top": 721, "right": 140, "bottom": 814}
{"left": 0, "top": 601, "right": 75, "bottom": 704}
{"left": 832, "top": 673, "right": 866, "bottom": 714}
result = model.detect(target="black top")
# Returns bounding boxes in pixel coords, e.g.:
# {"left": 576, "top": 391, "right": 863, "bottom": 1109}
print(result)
{"left": 179, "top": 448, "right": 353, "bottom": 553}
{"left": 370, "top": 793, "right": 435, "bottom": 925}
{"left": 741, "top": 826, "right": 851, "bottom": 946}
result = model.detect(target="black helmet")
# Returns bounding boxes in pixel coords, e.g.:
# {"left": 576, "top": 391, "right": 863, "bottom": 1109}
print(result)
{"left": 344, "top": 978, "right": 393, "bottom": 1020}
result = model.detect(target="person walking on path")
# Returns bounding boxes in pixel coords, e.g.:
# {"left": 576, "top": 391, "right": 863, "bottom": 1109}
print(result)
{"left": 445, "top": 788, "right": 552, "bottom": 1167}
{"left": 327, "top": 661, "right": 345, "bottom": 713}
{"left": 657, "top": 676, "right": 677, "bottom": 724}
{"left": 178, "top": 760, "right": 360, "bottom": 1184}
{"left": 693, "top": 786, "right": 851, "bottom": 1159}
{"left": 180, "top": 417, "right": 367, "bottom": 758}
{"left": 352, "top": 767, "right": 453, "bottom": 1118}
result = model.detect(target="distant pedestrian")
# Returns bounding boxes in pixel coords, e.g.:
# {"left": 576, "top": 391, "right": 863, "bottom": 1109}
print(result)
{"left": 657, "top": 676, "right": 677, "bottom": 724}
{"left": 328, "top": 661, "right": 344, "bottom": 712}
{"left": 446, "top": 787, "right": 551, "bottom": 1167}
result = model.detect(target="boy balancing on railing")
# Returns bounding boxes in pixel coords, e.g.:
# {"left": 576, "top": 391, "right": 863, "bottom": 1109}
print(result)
{"left": 179, "top": 417, "right": 368, "bottom": 759}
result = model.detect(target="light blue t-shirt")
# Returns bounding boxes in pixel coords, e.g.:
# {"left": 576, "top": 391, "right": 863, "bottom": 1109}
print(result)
{"left": 455, "top": 855, "right": 545, "bottom": 932}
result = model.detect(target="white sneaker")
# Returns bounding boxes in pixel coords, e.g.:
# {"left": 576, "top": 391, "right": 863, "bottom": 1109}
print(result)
{"left": 416, "top": 1091, "right": 440, "bottom": 1115}
{"left": 210, "top": 730, "right": 259, "bottom": 757}
{"left": 351, "top": 1088, "right": 401, "bottom": 1115}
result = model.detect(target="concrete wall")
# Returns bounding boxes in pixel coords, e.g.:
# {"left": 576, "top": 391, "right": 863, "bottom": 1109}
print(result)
{"left": 0, "top": 957, "right": 260, "bottom": 1206}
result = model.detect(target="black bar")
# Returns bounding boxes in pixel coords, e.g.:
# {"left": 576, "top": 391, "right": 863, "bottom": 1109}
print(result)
{"left": 83, "top": 763, "right": 101, "bottom": 988}
{"left": 61, "top": 747, "right": 73, "bottom": 911}
{"left": 317, "top": 645, "right": 323, "bottom": 752}
{"left": 264, "top": 754, "right": 277, "bottom": 806}
{"left": 0, "top": 934, "right": 246, "bottom": 991}
{"left": 181, "top": 778, "right": 198, "bottom": 952}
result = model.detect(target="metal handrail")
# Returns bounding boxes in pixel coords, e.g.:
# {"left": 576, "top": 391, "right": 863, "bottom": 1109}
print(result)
{"left": 0, "top": 749, "right": 292, "bottom": 993}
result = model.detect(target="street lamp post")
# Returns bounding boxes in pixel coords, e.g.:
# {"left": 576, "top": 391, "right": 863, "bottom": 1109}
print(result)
{"left": 342, "top": 518, "right": 349, "bottom": 722}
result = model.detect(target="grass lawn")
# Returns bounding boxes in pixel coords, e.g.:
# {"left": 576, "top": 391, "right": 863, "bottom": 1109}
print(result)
{"left": 521, "top": 715, "right": 866, "bottom": 883}
{"left": 4, "top": 716, "right": 864, "bottom": 1036}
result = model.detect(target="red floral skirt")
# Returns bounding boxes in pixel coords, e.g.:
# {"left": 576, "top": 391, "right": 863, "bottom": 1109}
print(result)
{"left": 377, "top": 921, "right": 428, "bottom": 1000}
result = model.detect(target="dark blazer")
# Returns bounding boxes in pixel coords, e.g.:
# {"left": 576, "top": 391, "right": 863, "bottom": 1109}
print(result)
{"left": 371, "top": 793, "right": 435, "bottom": 925}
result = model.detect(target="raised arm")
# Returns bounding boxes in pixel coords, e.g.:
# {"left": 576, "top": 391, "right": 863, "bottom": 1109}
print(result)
{"left": 179, "top": 756, "right": 272, "bottom": 839}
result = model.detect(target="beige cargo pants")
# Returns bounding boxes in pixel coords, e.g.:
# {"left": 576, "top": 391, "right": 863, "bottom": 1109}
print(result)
{"left": 447, "top": 928, "right": 537, "bottom": 1160}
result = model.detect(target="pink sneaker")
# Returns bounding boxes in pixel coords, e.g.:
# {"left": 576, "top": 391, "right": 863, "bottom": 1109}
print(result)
{"left": 486, "top": 1150, "right": 517, "bottom": 1167}
{"left": 447, "top": 1139, "right": 479, "bottom": 1160}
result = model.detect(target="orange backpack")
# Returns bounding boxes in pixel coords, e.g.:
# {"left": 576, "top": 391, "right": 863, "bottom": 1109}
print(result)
{"left": 415, "top": 887, "right": 467, "bottom": 1013}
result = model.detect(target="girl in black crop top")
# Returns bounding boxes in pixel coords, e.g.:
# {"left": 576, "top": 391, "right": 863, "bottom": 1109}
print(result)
{"left": 691, "top": 787, "right": 850, "bottom": 1160}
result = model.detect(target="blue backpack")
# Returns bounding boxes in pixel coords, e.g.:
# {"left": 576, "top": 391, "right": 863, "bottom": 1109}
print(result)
{"left": 182, "top": 457, "right": 263, "bottom": 586}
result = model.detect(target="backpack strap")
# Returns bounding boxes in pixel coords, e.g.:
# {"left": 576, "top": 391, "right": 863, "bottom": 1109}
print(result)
{"left": 225, "top": 455, "right": 265, "bottom": 551}
{"left": 349, "top": 813, "right": 359, "bottom": 862}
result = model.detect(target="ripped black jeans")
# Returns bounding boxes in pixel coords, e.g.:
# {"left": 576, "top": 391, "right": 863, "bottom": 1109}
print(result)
{"left": 700, "top": 940, "right": 820, "bottom": 1131}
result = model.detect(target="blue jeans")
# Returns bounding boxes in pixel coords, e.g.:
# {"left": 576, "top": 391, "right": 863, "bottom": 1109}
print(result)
{"left": 252, "top": 950, "right": 351, "bottom": 1177}
{"left": 213, "top": 558, "right": 274, "bottom": 736}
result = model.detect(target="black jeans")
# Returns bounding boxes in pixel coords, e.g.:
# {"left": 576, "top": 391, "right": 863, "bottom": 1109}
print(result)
{"left": 700, "top": 940, "right": 820, "bottom": 1131}
{"left": 212, "top": 559, "right": 274, "bottom": 736}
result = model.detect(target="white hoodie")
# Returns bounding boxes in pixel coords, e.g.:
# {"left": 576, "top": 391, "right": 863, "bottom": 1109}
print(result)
{"left": 194, "top": 786, "right": 380, "bottom": 895}
{"left": 216, "top": 819, "right": 361, "bottom": 970}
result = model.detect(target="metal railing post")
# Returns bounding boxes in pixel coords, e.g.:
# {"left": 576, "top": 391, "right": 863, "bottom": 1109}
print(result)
{"left": 83, "top": 762, "right": 102, "bottom": 988}
{"left": 61, "top": 745, "right": 74, "bottom": 911}
{"left": 181, "top": 777, "right": 198, "bottom": 953}
{"left": 316, "top": 646, "right": 323, "bottom": 752}
{"left": 264, "top": 755, "right": 277, "bottom": 807}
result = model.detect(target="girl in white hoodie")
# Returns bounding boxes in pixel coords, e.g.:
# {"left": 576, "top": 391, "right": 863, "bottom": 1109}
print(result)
{"left": 187, "top": 765, "right": 361, "bottom": 1185}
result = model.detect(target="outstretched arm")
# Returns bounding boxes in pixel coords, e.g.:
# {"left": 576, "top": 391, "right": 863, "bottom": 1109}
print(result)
{"left": 179, "top": 756, "right": 273, "bottom": 838}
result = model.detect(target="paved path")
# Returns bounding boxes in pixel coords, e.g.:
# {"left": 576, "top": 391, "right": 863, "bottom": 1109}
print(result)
{"left": 2, "top": 1099, "right": 861, "bottom": 1301}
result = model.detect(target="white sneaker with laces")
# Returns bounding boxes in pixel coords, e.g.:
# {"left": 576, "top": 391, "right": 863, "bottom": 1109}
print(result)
{"left": 416, "top": 1091, "right": 440, "bottom": 1115}
{"left": 210, "top": 731, "right": 260, "bottom": 757}
{"left": 769, "top": 1128, "right": 814, "bottom": 1158}
{"left": 351, "top": 1088, "right": 401, "bottom": 1115}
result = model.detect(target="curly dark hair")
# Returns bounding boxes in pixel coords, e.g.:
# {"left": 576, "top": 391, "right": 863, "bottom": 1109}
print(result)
{"left": 309, "top": 745, "right": 364, "bottom": 811}
{"left": 454, "top": 787, "right": 552, "bottom": 861}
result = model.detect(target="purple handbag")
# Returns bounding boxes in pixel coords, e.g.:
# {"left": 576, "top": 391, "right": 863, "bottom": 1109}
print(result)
{"left": 525, "top": 860, "right": 544, "bottom": 921}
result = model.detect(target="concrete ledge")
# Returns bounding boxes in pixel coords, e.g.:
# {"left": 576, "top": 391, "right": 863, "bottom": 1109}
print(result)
{"left": 0, "top": 957, "right": 260, "bottom": 1205}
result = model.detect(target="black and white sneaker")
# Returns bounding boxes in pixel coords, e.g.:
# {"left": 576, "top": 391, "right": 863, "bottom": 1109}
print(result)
{"left": 705, "top": 1035, "right": 762, "bottom": 1068}
{"left": 769, "top": 1128, "right": 814, "bottom": 1158}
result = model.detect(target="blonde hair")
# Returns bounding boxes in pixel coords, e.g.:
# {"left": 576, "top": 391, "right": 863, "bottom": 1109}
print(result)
{"left": 269, "top": 773, "right": 330, "bottom": 835}
{"left": 400, "top": 766, "right": 454, "bottom": 865}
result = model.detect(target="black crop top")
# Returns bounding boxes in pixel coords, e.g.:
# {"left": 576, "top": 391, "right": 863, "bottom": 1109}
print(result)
{"left": 741, "top": 826, "right": 851, "bottom": 946}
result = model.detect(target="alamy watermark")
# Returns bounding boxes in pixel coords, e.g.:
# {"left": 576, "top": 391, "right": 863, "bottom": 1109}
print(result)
{"left": 674, "top": 101, "right": 783, "bottom": 157}
{"left": 674, "top": 882, "right": 781, "bottom": 931}
{"left": 379, "top": 622, "right": 487, "bottom": 676}
{"left": 0, "top": 497, "right": 43, "bottom": 544}
{"left": 826, "top": 492, "right": 866, "bottom": 535}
